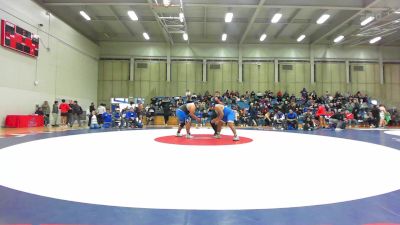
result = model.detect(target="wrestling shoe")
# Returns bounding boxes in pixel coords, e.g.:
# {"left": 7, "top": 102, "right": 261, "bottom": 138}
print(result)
{"left": 186, "top": 134, "right": 193, "bottom": 139}
{"left": 233, "top": 135, "right": 240, "bottom": 141}
{"left": 214, "top": 134, "right": 221, "bottom": 139}
{"left": 176, "top": 132, "right": 182, "bottom": 137}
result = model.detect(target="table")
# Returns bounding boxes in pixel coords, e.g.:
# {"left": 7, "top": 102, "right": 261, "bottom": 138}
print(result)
{"left": 5, "top": 115, "right": 44, "bottom": 128}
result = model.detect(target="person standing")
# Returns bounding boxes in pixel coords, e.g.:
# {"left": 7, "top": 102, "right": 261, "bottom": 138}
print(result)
{"left": 59, "top": 99, "right": 70, "bottom": 127}
{"left": 52, "top": 101, "right": 59, "bottom": 127}
{"left": 89, "top": 102, "right": 96, "bottom": 114}
{"left": 42, "top": 101, "right": 50, "bottom": 126}
{"left": 71, "top": 101, "right": 83, "bottom": 127}
{"left": 162, "top": 98, "right": 171, "bottom": 126}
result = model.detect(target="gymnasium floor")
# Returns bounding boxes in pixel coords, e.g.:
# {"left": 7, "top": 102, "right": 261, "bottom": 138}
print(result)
{"left": 0, "top": 126, "right": 400, "bottom": 225}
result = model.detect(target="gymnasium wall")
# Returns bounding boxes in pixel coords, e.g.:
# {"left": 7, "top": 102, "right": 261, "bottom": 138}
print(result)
{"left": 0, "top": 0, "right": 99, "bottom": 125}
{"left": 98, "top": 41, "right": 400, "bottom": 108}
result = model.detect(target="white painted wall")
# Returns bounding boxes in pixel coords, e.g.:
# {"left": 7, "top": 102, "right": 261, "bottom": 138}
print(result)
{"left": 0, "top": 0, "right": 99, "bottom": 125}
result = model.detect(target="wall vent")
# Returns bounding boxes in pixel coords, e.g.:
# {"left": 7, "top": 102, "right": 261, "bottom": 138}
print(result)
{"left": 281, "top": 64, "right": 293, "bottom": 70}
{"left": 210, "top": 64, "right": 221, "bottom": 69}
{"left": 136, "top": 63, "right": 148, "bottom": 68}
{"left": 353, "top": 65, "right": 364, "bottom": 71}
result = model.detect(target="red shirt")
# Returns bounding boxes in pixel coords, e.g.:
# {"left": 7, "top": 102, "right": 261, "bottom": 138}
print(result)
{"left": 345, "top": 113, "right": 354, "bottom": 120}
{"left": 316, "top": 105, "right": 326, "bottom": 116}
{"left": 59, "top": 103, "right": 70, "bottom": 113}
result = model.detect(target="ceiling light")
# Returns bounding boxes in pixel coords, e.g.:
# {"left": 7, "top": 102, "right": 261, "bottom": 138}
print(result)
{"left": 225, "top": 12, "right": 233, "bottom": 23}
{"left": 395, "top": 10, "right": 400, "bottom": 14}
{"left": 361, "top": 16, "right": 374, "bottom": 26}
{"left": 222, "top": 33, "right": 227, "bottom": 41}
{"left": 127, "top": 10, "right": 138, "bottom": 21}
{"left": 163, "top": 0, "right": 170, "bottom": 6}
{"left": 271, "top": 13, "right": 282, "bottom": 24}
{"left": 334, "top": 35, "right": 344, "bottom": 43}
{"left": 297, "top": 34, "right": 306, "bottom": 42}
{"left": 143, "top": 32, "right": 150, "bottom": 40}
{"left": 179, "top": 12, "right": 184, "bottom": 23}
{"left": 79, "top": 11, "right": 91, "bottom": 21}
{"left": 317, "top": 14, "right": 330, "bottom": 24}
{"left": 183, "top": 33, "right": 188, "bottom": 41}
{"left": 260, "top": 33, "right": 267, "bottom": 42}
{"left": 369, "top": 36, "right": 381, "bottom": 44}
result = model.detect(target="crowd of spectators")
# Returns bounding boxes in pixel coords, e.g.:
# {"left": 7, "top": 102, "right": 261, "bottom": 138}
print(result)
{"left": 34, "top": 88, "right": 399, "bottom": 130}
{"left": 149, "top": 88, "right": 399, "bottom": 130}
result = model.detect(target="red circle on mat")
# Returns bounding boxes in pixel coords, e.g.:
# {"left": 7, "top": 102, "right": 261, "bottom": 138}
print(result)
{"left": 154, "top": 134, "right": 253, "bottom": 146}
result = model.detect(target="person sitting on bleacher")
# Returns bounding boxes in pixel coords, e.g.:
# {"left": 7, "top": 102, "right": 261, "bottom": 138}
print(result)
{"left": 302, "top": 108, "right": 315, "bottom": 131}
{"left": 146, "top": 104, "right": 156, "bottom": 125}
{"left": 286, "top": 109, "right": 298, "bottom": 130}
{"left": 112, "top": 108, "right": 122, "bottom": 128}
{"left": 125, "top": 107, "right": 138, "bottom": 128}
{"left": 345, "top": 110, "right": 357, "bottom": 128}
{"left": 102, "top": 109, "right": 112, "bottom": 128}
{"left": 273, "top": 110, "right": 286, "bottom": 130}
{"left": 89, "top": 111, "right": 100, "bottom": 129}
{"left": 329, "top": 109, "right": 347, "bottom": 130}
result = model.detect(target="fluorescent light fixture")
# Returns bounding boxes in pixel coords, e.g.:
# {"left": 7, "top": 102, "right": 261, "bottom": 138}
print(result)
{"left": 369, "top": 36, "right": 381, "bottom": 44}
{"left": 179, "top": 12, "right": 184, "bottom": 22}
{"left": 222, "top": 33, "right": 227, "bottom": 41}
{"left": 361, "top": 16, "right": 374, "bottom": 26}
{"left": 260, "top": 33, "right": 267, "bottom": 42}
{"left": 317, "top": 14, "right": 330, "bottom": 24}
{"left": 127, "top": 10, "right": 138, "bottom": 21}
{"left": 79, "top": 11, "right": 91, "bottom": 21}
{"left": 183, "top": 33, "right": 188, "bottom": 41}
{"left": 271, "top": 13, "right": 282, "bottom": 23}
{"left": 297, "top": 34, "right": 306, "bottom": 42}
{"left": 334, "top": 35, "right": 344, "bottom": 43}
{"left": 395, "top": 10, "right": 400, "bottom": 14}
{"left": 225, "top": 12, "right": 233, "bottom": 23}
{"left": 163, "top": 0, "right": 170, "bottom": 6}
{"left": 143, "top": 32, "right": 150, "bottom": 40}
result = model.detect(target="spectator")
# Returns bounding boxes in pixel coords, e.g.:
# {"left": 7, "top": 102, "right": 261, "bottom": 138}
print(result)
{"left": 70, "top": 101, "right": 83, "bottom": 127}
{"left": 102, "top": 109, "right": 112, "bottom": 128}
{"left": 329, "top": 109, "right": 346, "bottom": 130}
{"left": 41, "top": 101, "right": 50, "bottom": 126}
{"left": 286, "top": 109, "right": 298, "bottom": 130}
{"left": 303, "top": 109, "right": 315, "bottom": 131}
{"left": 316, "top": 104, "right": 327, "bottom": 128}
{"left": 59, "top": 99, "right": 70, "bottom": 127}
{"left": 52, "top": 100, "right": 59, "bottom": 127}
{"left": 89, "top": 102, "right": 96, "bottom": 114}
{"left": 146, "top": 104, "right": 156, "bottom": 125}
{"left": 162, "top": 98, "right": 171, "bottom": 126}
{"left": 89, "top": 111, "right": 100, "bottom": 129}
{"left": 273, "top": 110, "right": 285, "bottom": 130}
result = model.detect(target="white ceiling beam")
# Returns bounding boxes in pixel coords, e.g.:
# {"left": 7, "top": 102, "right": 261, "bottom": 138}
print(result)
{"left": 180, "top": 0, "right": 189, "bottom": 44}
{"left": 274, "top": 9, "right": 301, "bottom": 39}
{"left": 147, "top": 0, "right": 174, "bottom": 45}
{"left": 41, "top": 1, "right": 388, "bottom": 11}
{"left": 90, "top": 17, "right": 340, "bottom": 26}
{"left": 311, "top": 0, "right": 384, "bottom": 44}
{"left": 108, "top": 6, "right": 135, "bottom": 37}
{"left": 239, "top": 0, "right": 267, "bottom": 44}
{"left": 381, "top": 31, "right": 400, "bottom": 46}
{"left": 291, "top": 9, "right": 327, "bottom": 39}
{"left": 336, "top": 9, "right": 396, "bottom": 46}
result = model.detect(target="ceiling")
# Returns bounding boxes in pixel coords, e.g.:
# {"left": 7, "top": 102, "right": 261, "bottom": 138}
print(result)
{"left": 34, "top": 0, "right": 400, "bottom": 46}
